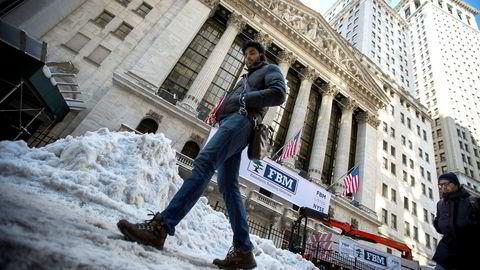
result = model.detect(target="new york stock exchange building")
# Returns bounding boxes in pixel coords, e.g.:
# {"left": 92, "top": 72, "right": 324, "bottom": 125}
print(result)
{"left": 6, "top": 0, "right": 439, "bottom": 266}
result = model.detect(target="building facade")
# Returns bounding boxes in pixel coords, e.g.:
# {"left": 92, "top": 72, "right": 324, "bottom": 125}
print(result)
{"left": 324, "top": 0, "right": 415, "bottom": 95}
{"left": 396, "top": 0, "right": 480, "bottom": 197}
{"left": 1, "top": 0, "right": 444, "bottom": 266}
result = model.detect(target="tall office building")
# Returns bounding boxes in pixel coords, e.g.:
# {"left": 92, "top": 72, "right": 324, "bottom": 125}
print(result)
{"left": 324, "top": 0, "right": 415, "bottom": 95}
{"left": 322, "top": 0, "right": 441, "bottom": 265}
{"left": 396, "top": 0, "right": 480, "bottom": 196}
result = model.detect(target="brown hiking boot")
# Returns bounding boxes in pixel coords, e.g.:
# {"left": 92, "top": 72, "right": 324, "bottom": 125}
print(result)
{"left": 213, "top": 246, "right": 257, "bottom": 269}
{"left": 117, "top": 211, "right": 167, "bottom": 250}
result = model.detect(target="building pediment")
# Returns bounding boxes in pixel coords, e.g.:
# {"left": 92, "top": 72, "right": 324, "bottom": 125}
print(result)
{"left": 222, "top": 0, "right": 390, "bottom": 112}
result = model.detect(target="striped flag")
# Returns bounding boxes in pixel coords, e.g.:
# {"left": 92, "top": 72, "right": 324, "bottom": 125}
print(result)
{"left": 276, "top": 130, "right": 301, "bottom": 161}
{"left": 343, "top": 166, "right": 360, "bottom": 195}
{"left": 304, "top": 232, "right": 333, "bottom": 260}
{"left": 204, "top": 96, "right": 224, "bottom": 125}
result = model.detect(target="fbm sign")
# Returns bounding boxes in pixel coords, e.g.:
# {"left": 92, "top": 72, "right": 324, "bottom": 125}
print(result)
{"left": 364, "top": 250, "right": 387, "bottom": 267}
{"left": 264, "top": 164, "right": 298, "bottom": 193}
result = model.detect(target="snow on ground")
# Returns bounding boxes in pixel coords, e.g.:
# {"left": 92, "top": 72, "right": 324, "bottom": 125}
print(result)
{"left": 0, "top": 128, "right": 316, "bottom": 270}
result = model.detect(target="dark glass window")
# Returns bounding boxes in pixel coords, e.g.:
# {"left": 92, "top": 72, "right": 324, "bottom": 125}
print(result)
{"left": 197, "top": 37, "right": 245, "bottom": 120}
{"left": 112, "top": 22, "right": 133, "bottom": 39}
{"left": 271, "top": 72, "right": 300, "bottom": 157}
{"left": 181, "top": 141, "right": 200, "bottom": 159}
{"left": 134, "top": 2, "right": 152, "bottom": 17}
{"left": 297, "top": 86, "right": 321, "bottom": 171}
{"left": 322, "top": 102, "right": 341, "bottom": 184}
{"left": 160, "top": 19, "right": 224, "bottom": 102}
{"left": 94, "top": 10, "right": 114, "bottom": 28}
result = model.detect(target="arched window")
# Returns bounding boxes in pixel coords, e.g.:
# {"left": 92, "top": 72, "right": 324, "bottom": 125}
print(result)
{"left": 181, "top": 141, "right": 200, "bottom": 159}
{"left": 136, "top": 118, "right": 158, "bottom": 134}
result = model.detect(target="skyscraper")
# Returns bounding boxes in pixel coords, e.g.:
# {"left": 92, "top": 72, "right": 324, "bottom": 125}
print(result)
{"left": 396, "top": 0, "right": 480, "bottom": 196}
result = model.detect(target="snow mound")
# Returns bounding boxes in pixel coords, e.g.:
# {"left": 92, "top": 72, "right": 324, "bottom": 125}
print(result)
{"left": 0, "top": 129, "right": 316, "bottom": 270}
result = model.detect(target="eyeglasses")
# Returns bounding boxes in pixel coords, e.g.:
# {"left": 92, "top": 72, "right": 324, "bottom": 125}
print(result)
{"left": 438, "top": 182, "right": 451, "bottom": 188}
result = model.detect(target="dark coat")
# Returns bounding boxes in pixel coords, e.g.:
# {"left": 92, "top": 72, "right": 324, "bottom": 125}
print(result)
{"left": 216, "top": 61, "right": 286, "bottom": 124}
{"left": 432, "top": 187, "right": 480, "bottom": 269}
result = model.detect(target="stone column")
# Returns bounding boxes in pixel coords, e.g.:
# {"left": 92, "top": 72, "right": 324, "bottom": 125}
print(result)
{"left": 308, "top": 84, "right": 338, "bottom": 185}
{"left": 129, "top": 0, "right": 219, "bottom": 90}
{"left": 332, "top": 98, "right": 357, "bottom": 182}
{"left": 282, "top": 67, "right": 318, "bottom": 169}
{"left": 178, "top": 12, "right": 246, "bottom": 113}
{"left": 262, "top": 49, "right": 296, "bottom": 127}
{"left": 354, "top": 112, "right": 379, "bottom": 211}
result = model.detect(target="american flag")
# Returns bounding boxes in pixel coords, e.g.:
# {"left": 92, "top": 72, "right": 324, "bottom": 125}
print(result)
{"left": 204, "top": 96, "right": 224, "bottom": 125}
{"left": 276, "top": 130, "right": 301, "bottom": 161}
{"left": 343, "top": 166, "right": 360, "bottom": 195}
{"left": 303, "top": 232, "right": 333, "bottom": 260}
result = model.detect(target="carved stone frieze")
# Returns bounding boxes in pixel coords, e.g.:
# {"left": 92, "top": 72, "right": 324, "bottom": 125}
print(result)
{"left": 323, "top": 83, "right": 339, "bottom": 96}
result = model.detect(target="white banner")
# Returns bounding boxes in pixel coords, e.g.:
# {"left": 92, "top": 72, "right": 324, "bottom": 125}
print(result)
{"left": 205, "top": 127, "right": 331, "bottom": 214}
{"left": 238, "top": 153, "right": 331, "bottom": 214}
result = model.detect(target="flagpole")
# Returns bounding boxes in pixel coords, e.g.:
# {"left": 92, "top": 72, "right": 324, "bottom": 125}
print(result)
{"left": 271, "top": 128, "right": 303, "bottom": 160}
{"left": 326, "top": 162, "right": 359, "bottom": 192}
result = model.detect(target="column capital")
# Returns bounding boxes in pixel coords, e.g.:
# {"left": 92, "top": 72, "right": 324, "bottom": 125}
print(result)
{"left": 254, "top": 31, "right": 273, "bottom": 48}
{"left": 342, "top": 98, "right": 357, "bottom": 111}
{"left": 227, "top": 12, "right": 247, "bottom": 32}
{"left": 199, "top": 0, "right": 220, "bottom": 10}
{"left": 356, "top": 111, "right": 380, "bottom": 128}
{"left": 323, "top": 83, "right": 338, "bottom": 96}
{"left": 278, "top": 49, "right": 297, "bottom": 66}
{"left": 301, "top": 67, "right": 319, "bottom": 82}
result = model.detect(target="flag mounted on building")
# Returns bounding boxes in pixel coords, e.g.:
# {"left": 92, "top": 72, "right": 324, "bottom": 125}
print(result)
{"left": 276, "top": 129, "right": 301, "bottom": 161}
{"left": 204, "top": 96, "right": 224, "bottom": 125}
{"left": 343, "top": 166, "right": 359, "bottom": 195}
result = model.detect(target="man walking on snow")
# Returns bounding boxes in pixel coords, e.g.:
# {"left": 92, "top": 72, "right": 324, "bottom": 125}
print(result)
{"left": 117, "top": 40, "right": 286, "bottom": 269}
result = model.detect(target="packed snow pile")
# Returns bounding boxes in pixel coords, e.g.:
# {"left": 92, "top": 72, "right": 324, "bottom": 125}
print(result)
{"left": 0, "top": 129, "right": 316, "bottom": 270}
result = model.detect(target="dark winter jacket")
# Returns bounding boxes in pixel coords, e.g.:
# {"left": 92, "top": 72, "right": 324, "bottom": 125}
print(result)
{"left": 432, "top": 187, "right": 480, "bottom": 269}
{"left": 216, "top": 61, "right": 286, "bottom": 124}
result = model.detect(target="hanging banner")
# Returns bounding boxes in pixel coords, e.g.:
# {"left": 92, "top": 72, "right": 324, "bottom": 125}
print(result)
{"left": 205, "top": 127, "right": 331, "bottom": 214}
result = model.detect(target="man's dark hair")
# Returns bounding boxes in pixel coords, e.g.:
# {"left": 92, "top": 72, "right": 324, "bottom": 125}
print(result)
{"left": 242, "top": 40, "right": 266, "bottom": 61}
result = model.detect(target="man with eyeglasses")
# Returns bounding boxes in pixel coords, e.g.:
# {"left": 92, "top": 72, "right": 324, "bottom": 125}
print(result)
{"left": 432, "top": 172, "right": 479, "bottom": 270}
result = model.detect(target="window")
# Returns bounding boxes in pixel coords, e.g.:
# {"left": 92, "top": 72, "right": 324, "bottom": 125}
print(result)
{"left": 94, "top": 10, "right": 114, "bottom": 28}
{"left": 419, "top": 148, "right": 423, "bottom": 159}
{"left": 391, "top": 145, "right": 396, "bottom": 156}
{"left": 422, "top": 183, "right": 426, "bottom": 195}
{"left": 425, "top": 153, "right": 430, "bottom": 163}
{"left": 390, "top": 127, "right": 395, "bottom": 138}
{"left": 134, "top": 2, "right": 153, "bottom": 17}
{"left": 403, "top": 171, "right": 407, "bottom": 182}
{"left": 391, "top": 162, "right": 396, "bottom": 175}
{"left": 382, "top": 208, "right": 388, "bottom": 224}
{"left": 429, "top": 187, "right": 433, "bottom": 199}
{"left": 383, "top": 157, "right": 388, "bottom": 169}
{"left": 408, "top": 140, "right": 412, "bottom": 150}
{"left": 112, "top": 22, "right": 133, "bottom": 39}
{"left": 407, "top": 118, "right": 411, "bottom": 128}
{"left": 382, "top": 183, "right": 388, "bottom": 198}
{"left": 85, "top": 45, "right": 111, "bottom": 66}
{"left": 426, "top": 233, "right": 431, "bottom": 248}
{"left": 391, "top": 189, "right": 397, "bottom": 203}
{"left": 115, "top": 0, "right": 131, "bottom": 6}
{"left": 420, "top": 166, "right": 425, "bottom": 178}
{"left": 413, "top": 226, "right": 418, "bottom": 241}
{"left": 405, "top": 221, "right": 411, "bottom": 236}
{"left": 402, "top": 154, "right": 407, "bottom": 165}
{"left": 440, "top": 153, "right": 446, "bottom": 162}
{"left": 383, "top": 140, "right": 388, "bottom": 151}
{"left": 400, "top": 113, "right": 405, "bottom": 124}
{"left": 427, "top": 171, "right": 431, "bottom": 182}
{"left": 412, "top": 201, "right": 417, "bottom": 216}
{"left": 409, "top": 159, "right": 414, "bottom": 169}
{"left": 424, "top": 208, "right": 429, "bottom": 222}
{"left": 383, "top": 122, "right": 388, "bottom": 132}
{"left": 401, "top": 135, "right": 406, "bottom": 146}
{"left": 64, "top": 32, "right": 90, "bottom": 53}
{"left": 391, "top": 214, "right": 397, "bottom": 230}
{"left": 404, "top": 197, "right": 409, "bottom": 210}
{"left": 423, "top": 130, "right": 427, "bottom": 141}
{"left": 411, "top": 176, "right": 415, "bottom": 187}
{"left": 433, "top": 237, "right": 438, "bottom": 248}
{"left": 438, "top": 140, "right": 444, "bottom": 149}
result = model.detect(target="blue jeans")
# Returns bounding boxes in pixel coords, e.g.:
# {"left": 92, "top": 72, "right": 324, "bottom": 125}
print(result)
{"left": 160, "top": 113, "right": 254, "bottom": 251}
